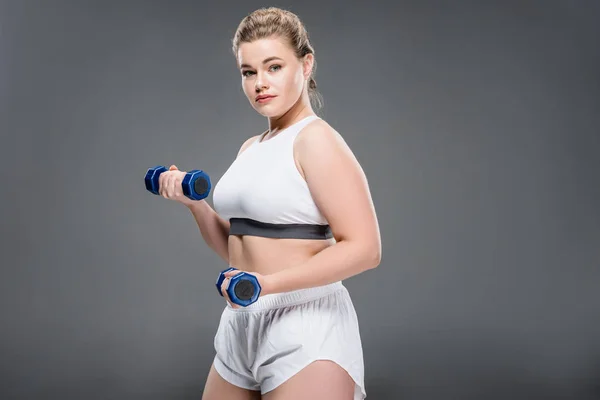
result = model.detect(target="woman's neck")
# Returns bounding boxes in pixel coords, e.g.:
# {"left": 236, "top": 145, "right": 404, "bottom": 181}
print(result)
{"left": 267, "top": 94, "right": 315, "bottom": 134}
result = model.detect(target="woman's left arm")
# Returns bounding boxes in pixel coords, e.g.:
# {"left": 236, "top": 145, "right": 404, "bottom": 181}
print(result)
{"left": 264, "top": 121, "right": 382, "bottom": 294}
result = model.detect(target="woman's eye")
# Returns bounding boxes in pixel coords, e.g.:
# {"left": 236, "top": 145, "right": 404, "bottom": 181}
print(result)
{"left": 242, "top": 70, "right": 255, "bottom": 77}
{"left": 269, "top": 64, "right": 281, "bottom": 72}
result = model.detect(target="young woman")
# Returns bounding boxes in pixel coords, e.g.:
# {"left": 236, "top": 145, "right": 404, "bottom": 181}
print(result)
{"left": 157, "top": 7, "right": 381, "bottom": 400}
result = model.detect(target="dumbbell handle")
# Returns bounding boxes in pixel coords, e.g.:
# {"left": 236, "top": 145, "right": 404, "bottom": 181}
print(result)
{"left": 144, "top": 165, "right": 211, "bottom": 201}
{"left": 216, "top": 267, "right": 262, "bottom": 307}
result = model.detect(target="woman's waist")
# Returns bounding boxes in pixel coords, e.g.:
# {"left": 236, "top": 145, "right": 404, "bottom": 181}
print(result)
{"left": 227, "top": 235, "right": 334, "bottom": 275}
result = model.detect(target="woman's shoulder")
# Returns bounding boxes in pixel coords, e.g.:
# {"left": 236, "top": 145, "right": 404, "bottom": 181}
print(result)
{"left": 295, "top": 117, "right": 346, "bottom": 152}
{"left": 236, "top": 132, "right": 264, "bottom": 158}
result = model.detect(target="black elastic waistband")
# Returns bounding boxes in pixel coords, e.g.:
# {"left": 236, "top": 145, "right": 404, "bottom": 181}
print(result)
{"left": 229, "top": 218, "right": 333, "bottom": 240}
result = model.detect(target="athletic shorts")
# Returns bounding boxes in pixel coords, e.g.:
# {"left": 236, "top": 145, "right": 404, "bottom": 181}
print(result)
{"left": 212, "top": 281, "right": 366, "bottom": 399}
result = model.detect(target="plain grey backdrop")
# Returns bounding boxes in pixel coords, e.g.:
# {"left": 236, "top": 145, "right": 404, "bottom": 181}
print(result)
{"left": 1, "top": 0, "right": 599, "bottom": 399}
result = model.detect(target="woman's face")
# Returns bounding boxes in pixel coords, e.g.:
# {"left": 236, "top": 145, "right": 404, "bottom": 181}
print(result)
{"left": 237, "top": 36, "right": 312, "bottom": 118}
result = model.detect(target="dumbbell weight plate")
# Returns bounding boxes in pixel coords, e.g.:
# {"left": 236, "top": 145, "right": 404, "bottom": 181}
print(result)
{"left": 216, "top": 267, "right": 236, "bottom": 296}
{"left": 144, "top": 166, "right": 167, "bottom": 195}
{"left": 233, "top": 279, "right": 256, "bottom": 301}
{"left": 227, "top": 272, "right": 261, "bottom": 307}
{"left": 182, "top": 170, "right": 212, "bottom": 201}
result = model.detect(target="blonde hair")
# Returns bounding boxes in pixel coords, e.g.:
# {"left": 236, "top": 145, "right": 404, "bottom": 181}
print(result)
{"left": 232, "top": 7, "right": 323, "bottom": 110}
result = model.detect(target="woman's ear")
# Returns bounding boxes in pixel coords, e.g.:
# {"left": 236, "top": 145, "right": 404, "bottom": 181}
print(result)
{"left": 303, "top": 54, "right": 315, "bottom": 80}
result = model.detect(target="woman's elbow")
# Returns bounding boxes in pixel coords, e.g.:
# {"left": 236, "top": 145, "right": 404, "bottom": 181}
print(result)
{"left": 361, "top": 239, "right": 381, "bottom": 270}
{"left": 371, "top": 245, "right": 382, "bottom": 269}
{"left": 341, "top": 230, "right": 381, "bottom": 270}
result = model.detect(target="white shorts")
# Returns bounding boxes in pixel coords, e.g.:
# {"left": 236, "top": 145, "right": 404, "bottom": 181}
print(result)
{"left": 212, "top": 281, "right": 366, "bottom": 399}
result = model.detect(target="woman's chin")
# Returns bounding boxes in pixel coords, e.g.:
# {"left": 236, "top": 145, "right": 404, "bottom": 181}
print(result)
{"left": 253, "top": 105, "right": 284, "bottom": 118}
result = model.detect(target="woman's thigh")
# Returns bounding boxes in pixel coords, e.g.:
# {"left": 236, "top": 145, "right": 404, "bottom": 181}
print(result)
{"left": 261, "top": 360, "right": 355, "bottom": 400}
{"left": 202, "top": 363, "right": 262, "bottom": 400}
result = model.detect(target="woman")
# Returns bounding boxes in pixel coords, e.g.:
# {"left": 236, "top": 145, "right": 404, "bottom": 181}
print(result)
{"left": 158, "top": 7, "right": 381, "bottom": 400}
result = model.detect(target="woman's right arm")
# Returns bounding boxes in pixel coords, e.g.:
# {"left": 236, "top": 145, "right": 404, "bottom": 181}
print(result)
{"left": 183, "top": 134, "right": 260, "bottom": 263}
{"left": 186, "top": 200, "right": 230, "bottom": 263}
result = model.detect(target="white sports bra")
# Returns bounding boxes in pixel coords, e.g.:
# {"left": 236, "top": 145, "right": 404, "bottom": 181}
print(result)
{"left": 212, "top": 115, "right": 332, "bottom": 239}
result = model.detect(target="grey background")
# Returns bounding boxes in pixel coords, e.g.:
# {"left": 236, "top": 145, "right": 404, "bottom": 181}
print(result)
{"left": 2, "top": 0, "right": 599, "bottom": 399}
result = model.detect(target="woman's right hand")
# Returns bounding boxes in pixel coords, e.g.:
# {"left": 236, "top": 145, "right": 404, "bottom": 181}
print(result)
{"left": 158, "top": 165, "right": 198, "bottom": 206}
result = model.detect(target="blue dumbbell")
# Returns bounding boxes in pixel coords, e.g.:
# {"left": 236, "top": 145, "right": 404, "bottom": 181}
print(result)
{"left": 215, "top": 267, "right": 262, "bottom": 307}
{"left": 144, "top": 166, "right": 211, "bottom": 201}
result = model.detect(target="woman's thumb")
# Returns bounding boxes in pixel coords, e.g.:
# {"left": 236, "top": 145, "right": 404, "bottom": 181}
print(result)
{"left": 169, "top": 165, "right": 178, "bottom": 171}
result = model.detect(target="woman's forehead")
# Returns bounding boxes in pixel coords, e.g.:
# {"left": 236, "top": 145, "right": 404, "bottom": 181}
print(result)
{"left": 237, "top": 38, "right": 294, "bottom": 64}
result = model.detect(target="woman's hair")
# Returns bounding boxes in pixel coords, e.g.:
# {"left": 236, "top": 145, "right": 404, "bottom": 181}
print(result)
{"left": 232, "top": 7, "right": 323, "bottom": 110}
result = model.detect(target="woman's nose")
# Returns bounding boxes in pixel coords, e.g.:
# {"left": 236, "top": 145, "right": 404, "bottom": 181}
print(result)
{"left": 255, "top": 73, "right": 269, "bottom": 91}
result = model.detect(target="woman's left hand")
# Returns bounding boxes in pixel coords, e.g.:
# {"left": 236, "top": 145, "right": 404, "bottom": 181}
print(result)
{"left": 220, "top": 269, "right": 274, "bottom": 309}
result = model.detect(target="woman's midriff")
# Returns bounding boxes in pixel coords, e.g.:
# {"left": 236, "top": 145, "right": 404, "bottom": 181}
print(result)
{"left": 227, "top": 234, "right": 335, "bottom": 275}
